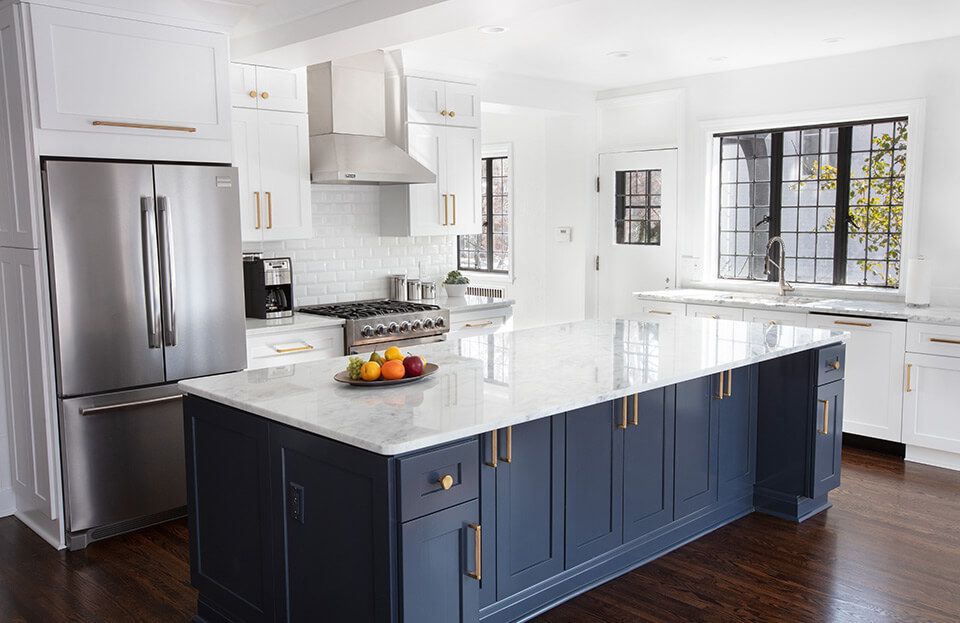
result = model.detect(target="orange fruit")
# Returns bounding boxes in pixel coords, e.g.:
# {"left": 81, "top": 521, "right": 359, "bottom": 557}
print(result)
{"left": 360, "top": 361, "right": 381, "bottom": 381}
{"left": 381, "top": 359, "right": 405, "bottom": 380}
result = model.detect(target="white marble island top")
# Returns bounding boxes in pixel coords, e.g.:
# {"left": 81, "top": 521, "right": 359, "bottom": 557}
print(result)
{"left": 180, "top": 316, "right": 846, "bottom": 456}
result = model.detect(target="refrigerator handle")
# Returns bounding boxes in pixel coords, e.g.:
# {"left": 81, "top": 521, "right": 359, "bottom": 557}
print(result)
{"left": 157, "top": 196, "right": 178, "bottom": 347}
{"left": 140, "top": 197, "right": 162, "bottom": 348}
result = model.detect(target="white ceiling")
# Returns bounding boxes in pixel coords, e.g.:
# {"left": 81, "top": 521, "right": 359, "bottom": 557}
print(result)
{"left": 59, "top": 0, "right": 960, "bottom": 89}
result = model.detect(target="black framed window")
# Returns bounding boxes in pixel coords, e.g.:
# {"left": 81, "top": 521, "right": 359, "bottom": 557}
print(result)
{"left": 458, "top": 156, "right": 509, "bottom": 273}
{"left": 717, "top": 117, "right": 907, "bottom": 288}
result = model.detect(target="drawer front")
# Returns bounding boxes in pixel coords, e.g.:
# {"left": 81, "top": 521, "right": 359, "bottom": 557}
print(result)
{"left": 906, "top": 322, "right": 960, "bottom": 357}
{"left": 399, "top": 439, "right": 479, "bottom": 522}
{"left": 817, "top": 344, "right": 846, "bottom": 385}
{"left": 742, "top": 308, "right": 808, "bottom": 327}
{"left": 686, "top": 303, "right": 744, "bottom": 321}
{"left": 450, "top": 313, "right": 506, "bottom": 336}
{"left": 637, "top": 300, "right": 686, "bottom": 318}
{"left": 246, "top": 327, "right": 344, "bottom": 369}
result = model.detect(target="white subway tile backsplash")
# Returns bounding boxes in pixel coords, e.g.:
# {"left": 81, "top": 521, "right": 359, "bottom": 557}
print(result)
{"left": 256, "top": 185, "right": 456, "bottom": 306}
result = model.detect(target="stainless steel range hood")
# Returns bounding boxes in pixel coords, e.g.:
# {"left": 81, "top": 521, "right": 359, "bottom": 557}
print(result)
{"left": 307, "top": 51, "right": 436, "bottom": 185}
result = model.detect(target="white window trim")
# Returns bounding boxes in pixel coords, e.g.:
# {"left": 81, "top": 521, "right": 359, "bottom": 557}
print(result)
{"left": 460, "top": 142, "right": 514, "bottom": 285}
{"left": 696, "top": 99, "right": 925, "bottom": 301}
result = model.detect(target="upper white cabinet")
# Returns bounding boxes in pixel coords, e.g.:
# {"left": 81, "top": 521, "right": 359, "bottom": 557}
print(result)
{"left": 232, "top": 108, "right": 311, "bottom": 242}
{"left": 230, "top": 64, "right": 307, "bottom": 113}
{"left": 406, "top": 77, "right": 479, "bottom": 128}
{"left": 27, "top": 4, "right": 231, "bottom": 161}
{"left": 806, "top": 313, "right": 906, "bottom": 443}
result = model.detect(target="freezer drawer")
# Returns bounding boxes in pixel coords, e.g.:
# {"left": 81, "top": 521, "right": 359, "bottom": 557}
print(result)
{"left": 60, "top": 385, "right": 187, "bottom": 535}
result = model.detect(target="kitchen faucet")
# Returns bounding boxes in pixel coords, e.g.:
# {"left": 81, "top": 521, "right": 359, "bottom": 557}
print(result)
{"left": 764, "top": 236, "right": 795, "bottom": 296}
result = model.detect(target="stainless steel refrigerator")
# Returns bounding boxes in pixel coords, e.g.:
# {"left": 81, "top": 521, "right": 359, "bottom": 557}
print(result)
{"left": 42, "top": 160, "right": 247, "bottom": 549}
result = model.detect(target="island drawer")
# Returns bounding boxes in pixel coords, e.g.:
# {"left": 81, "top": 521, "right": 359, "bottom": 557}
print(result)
{"left": 817, "top": 344, "right": 845, "bottom": 385}
{"left": 398, "top": 439, "right": 479, "bottom": 522}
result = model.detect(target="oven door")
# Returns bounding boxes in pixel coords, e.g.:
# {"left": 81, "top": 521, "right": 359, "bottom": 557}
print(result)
{"left": 349, "top": 334, "right": 446, "bottom": 355}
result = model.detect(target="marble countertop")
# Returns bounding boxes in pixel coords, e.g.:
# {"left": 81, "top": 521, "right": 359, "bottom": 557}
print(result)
{"left": 439, "top": 294, "right": 515, "bottom": 313}
{"left": 245, "top": 313, "right": 344, "bottom": 336}
{"left": 181, "top": 315, "right": 845, "bottom": 456}
{"left": 635, "top": 288, "right": 960, "bottom": 325}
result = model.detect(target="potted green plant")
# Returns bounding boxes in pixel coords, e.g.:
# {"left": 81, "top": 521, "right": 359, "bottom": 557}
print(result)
{"left": 442, "top": 270, "right": 469, "bottom": 298}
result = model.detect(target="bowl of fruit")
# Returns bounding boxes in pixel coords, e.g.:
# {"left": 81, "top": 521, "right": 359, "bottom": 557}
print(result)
{"left": 334, "top": 346, "right": 438, "bottom": 387}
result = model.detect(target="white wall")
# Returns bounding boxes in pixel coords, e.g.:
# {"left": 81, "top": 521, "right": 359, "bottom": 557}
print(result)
{"left": 599, "top": 36, "right": 960, "bottom": 305}
{"left": 253, "top": 185, "right": 457, "bottom": 304}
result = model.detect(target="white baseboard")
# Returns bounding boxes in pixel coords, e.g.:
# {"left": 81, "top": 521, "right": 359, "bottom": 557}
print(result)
{"left": 0, "top": 488, "right": 15, "bottom": 518}
{"left": 905, "top": 445, "right": 960, "bottom": 471}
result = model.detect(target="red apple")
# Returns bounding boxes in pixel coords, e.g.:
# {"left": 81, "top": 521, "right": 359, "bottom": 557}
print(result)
{"left": 403, "top": 355, "right": 424, "bottom": 377}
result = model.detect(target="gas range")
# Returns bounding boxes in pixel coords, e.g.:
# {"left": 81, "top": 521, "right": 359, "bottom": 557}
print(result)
{"left": 297, "top": 299, "right": 450, "bottom": 354}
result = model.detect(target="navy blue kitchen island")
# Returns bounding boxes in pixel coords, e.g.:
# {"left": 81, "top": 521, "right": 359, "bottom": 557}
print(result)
{"left": 179, "top": 317, "right": 846, "bottom": 623}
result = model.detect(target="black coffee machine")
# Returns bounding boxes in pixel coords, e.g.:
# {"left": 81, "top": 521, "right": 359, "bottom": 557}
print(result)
{"left": 243, "top": 256, "right": 294, "bottom": 319}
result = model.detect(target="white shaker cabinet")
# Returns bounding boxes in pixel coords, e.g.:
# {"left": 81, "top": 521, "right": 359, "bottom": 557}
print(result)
{"left": 27, "top": 5, "right": 231, "bottom": 160}
{"left": 902, "top": 323, "right": 960, "bottom": 469}
{"left": 685, "top": 303, "right": 744, "bottom": 321}
{"left": 806, "top": 313, "right": 906, "bottom": 442}
{"left": 233, "top": 108, "right": 312, "bottom": 242}
{"left": 381, "top": 123, "right": 481, "bottom": 237}
{"left": 230, "top": 64, "right": 307, "bottom": 113}
{"left": 405, "top": 77, "right": 480, "bottom": 128}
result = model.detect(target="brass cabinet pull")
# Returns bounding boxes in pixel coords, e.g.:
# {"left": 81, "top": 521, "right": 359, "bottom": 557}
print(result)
{"left": 467, "top": 524, "right": 481, "bottom": 581}
{"left": 254, "top": 192, "right": 262, "bottom": 229}
{"left": 274, "top": 344, "right": 314, "bottom": 354}
{"left": 834, "top": 320, "right": 872, "bottom": 327}
{"left": 818, "top": 399, "right": 830, "bottom": 434}
{"left": 829, "top": 360, "right": 840, "bottom": 370}
{"left": 649, "top": 310, "right": 672, "bottom": 315}
{"left": 261, "top": 91, "right": 269, "bottom": 99}
{"left": 725, "top": 369, "right": 732, "bottom": 397}
{"left": 906, "top": 364, "right": 913, "bottom": 392}
{"left": 465, "top": 321, "right": 493, "bottom": 328}
{"left": 618, "top": 397, "right": 628, "bottom": 429}
{"left": 92, "top": 120, "right": 197, "bottom": 133}
{"left": 248, "top": 90, "right": 257, "bottom": 98}
{"left": 441, "top": 110, "right": 448, "bottom": 116}
{"left": 265, "top": 191, "right": 273, "bottom": 228}
{"left": 442, "top": 194, "right": 449, "bottom": 225}
{"left": 438, "top": 474, "right": 454, "bottom": 490}
{"left": 486, "top": 431, "right": 498, "bottom": 468}
{"left": 451, "top": 194, "right": 457, "bottom": 225}
{"left": 449, "top": 111, "right": 456, "bottom": 118}
{"left": 632, "top": 394, "right": 638, "bottom": 426}
{"left": 769, "top": 321, "right": 777, "bottom": 325}
{"left": 930, "top": 338, "right": 960, "bottom": 345}
{"left": 711, "top": 315, "right": 720, "bottom": 320}
{"left": 714, "top": 370, "right": 725, "bottom": 400}
{"left": 500, "top": 426, "right": 512, "bottom": 463}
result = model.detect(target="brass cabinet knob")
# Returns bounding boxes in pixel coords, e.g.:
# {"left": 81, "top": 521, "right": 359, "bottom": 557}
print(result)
{"left": 248, "top": 90, "right": 257, "bottom": 98}
{"left": 440, "top": 110, "right": 448, "bottom": 116}
{"left": 438, "top": 474, "right": 454, "bottom": 490}
{"left": 449, "top": 111, "right": 456, "bottom": 117}
{"left": 829, "top": 360, "right": 840, "bottom": 370}
{"left": 261, "top": 91, "right": 270, "bottom": 99}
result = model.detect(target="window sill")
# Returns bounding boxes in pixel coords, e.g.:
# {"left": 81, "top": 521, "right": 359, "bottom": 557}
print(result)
{"left": 460, "top": 271, "right": 513, "bottom": 286}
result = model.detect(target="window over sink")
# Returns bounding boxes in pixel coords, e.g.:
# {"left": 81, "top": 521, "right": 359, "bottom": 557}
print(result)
{"left": 716, "top": 117, "right": 907, "bottom": 288}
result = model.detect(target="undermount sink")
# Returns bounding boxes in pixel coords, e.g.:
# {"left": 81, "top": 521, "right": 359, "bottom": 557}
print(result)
{"left": 714, "top": 292, "right": 819, "bottom": 306}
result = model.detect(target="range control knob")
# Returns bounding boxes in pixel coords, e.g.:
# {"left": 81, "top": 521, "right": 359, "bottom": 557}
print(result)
{"left": 411, "top": 319, "right": 422, "bottom": 331}
{"left": 399, "top": 320, "right": 411, "bottom": 333}
{"left": 375, "top": 324, "right": 388, "bottom": 337}
{"left": 423, "top": 318, "right": 435, "bottom": 329}
{"left": 388, "top": 322, "right": 400, "bottom": 335}
{"left": 360, "top": 325, "right": 375, "bottom": 338}
{"left": 434, "top": 316, "right": 446, "bottom": 328}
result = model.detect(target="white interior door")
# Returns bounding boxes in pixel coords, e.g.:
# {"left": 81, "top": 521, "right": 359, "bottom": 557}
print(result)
{"left": 597, "top": 149, "right": 678, "bottom": 319}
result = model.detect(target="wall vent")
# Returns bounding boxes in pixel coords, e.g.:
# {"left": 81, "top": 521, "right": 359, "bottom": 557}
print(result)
{"left": 466, "top": 285, "right": 504, "bottom": 298}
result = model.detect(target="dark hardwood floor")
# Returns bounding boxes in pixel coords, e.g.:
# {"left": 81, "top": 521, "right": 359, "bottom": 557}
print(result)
{"left": 0, "top": 446, "right": 957, "bottom": 622}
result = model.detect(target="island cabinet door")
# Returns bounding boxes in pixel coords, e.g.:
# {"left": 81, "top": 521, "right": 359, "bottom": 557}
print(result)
{"left": 270, "top": 423, "right": 396, "bottom": 623}
{"left": 401, "top": 500, "right": 480, "bottom": 623}
{"left": 495, "top": 416, "right": 565, "bottom": 600}
{"left": 717, "top": 366, "right": 758, "bottom": 504}
{"left": 811, "top": 380, "right": 844, "bottom": 499}
{"left": 564, "top": 401, "right": 624, "bottom": 569}
{"left": 623, "top": 388, "right": 674, "bottom": 542}
{"left": 674, "top": 375, "right": 720, "bottom": 520}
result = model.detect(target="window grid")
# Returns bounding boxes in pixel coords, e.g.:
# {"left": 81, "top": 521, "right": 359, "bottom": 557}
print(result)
{"left": 458, "top": 157, "right": 509, "bottom": 273}
{"left": 615, "top": 169, "right": 662, "bottom": 246}
{"left": 716, "top": 117, "right": 906, "bottom": 288}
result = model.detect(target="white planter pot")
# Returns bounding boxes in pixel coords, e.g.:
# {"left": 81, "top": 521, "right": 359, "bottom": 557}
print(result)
{"left": 443, "top": 283, "right": 468, "bottom": 298}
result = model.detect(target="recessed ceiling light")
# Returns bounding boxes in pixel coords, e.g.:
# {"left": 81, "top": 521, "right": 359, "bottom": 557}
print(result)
{"left": 822, "top": 37, "right": 843, "bottom": 44}
{"left": 607, "top": 50, "right": 632, "bottom": 59}
{"left": 478, "top": 25, "right": 508, "bottom": 34}
{"left": 708, "top": 55, "right": 728, "bottom": 62}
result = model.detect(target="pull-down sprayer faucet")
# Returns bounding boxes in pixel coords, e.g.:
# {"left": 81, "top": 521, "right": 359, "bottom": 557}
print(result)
{"left": 765, "top": 236, "right": 795, "bottom": 296}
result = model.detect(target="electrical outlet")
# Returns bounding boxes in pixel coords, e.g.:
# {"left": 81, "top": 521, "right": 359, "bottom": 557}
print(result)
{"left": 288, "top": 482, "right": 305, "bottom": 524}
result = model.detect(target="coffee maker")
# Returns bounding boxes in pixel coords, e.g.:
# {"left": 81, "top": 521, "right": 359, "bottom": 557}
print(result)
{"left": 243, "top": 256, "right": 294, "bottom": 319}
